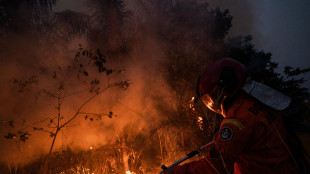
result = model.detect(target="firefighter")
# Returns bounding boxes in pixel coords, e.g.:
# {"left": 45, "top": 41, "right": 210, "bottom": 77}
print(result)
{"left": 165, "top": 58, "right": 298, "bottom": 174}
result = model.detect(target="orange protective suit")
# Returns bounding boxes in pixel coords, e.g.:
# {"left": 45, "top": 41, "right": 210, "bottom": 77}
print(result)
{"left": 169, "top": 92, "right": 298, "bottom": 174}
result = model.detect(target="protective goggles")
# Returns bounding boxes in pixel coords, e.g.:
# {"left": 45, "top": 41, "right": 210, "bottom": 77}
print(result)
{"left": 199, "top": 87, "right": 227, "bottom": 116}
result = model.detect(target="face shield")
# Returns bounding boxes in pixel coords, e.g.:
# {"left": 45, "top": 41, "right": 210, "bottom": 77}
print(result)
{"left": 200, "top": 87, "right": 227, "bottom": 116}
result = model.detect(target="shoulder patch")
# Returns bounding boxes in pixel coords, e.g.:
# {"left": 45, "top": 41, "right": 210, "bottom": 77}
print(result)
{"left": 221, "top": 119, "right": 245, "bottom": 130}
{"left": 220, "top": 126, "right": 233, "bottom": 141}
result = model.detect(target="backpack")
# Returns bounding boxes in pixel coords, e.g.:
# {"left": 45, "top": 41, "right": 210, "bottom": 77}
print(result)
{"left": 242, "top": 79, "right": 310, "bottom": 173}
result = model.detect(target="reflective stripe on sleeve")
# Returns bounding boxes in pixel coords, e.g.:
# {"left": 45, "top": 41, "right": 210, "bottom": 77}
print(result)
{"left": 221, "top": 119, "right": 245, "bottom": 130}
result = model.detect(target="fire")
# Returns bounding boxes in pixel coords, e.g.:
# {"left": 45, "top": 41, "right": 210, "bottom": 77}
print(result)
{"left": 197, "top": 116, "right": 204, "bottom": 130}
{"left": 190, "top": 97, "right": 204, "bottom": 130}
{"left": 126, "top": 171, "right": 135, "bottom": 174}
{"left": 190, "top": 97, "right": 195, "bottom": 111}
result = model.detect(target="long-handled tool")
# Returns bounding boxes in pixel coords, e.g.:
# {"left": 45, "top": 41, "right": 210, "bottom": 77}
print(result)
{"left": 159, "top": 140, "right": 215, "bottom": 174}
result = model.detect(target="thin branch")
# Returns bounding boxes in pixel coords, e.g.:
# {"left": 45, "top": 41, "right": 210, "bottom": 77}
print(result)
{"left": 79, "top": 112, "right": 108, "bottom": 116}
{"left": 64, "top": 124, "right": 80, "bottom": 128}
{"left": 51, "top": 120, "right": 58, "bottom": 127}
{"left": 62, "top": 88, "right": 90, "bottom": 98}
{"left": 19, "top": 117, "right": 57, "bottom": 131}
{"left": 49, "top": 97, "right": 62, "bottom": 154}
{"left": 32, "top": 128, "right": 52, "bottom": 134}
{"left": 47, "top": 125, "right": 57, "bottom": 129}
{"left": 59, "top": 85, "right": 114, "bottom": 129}
{"left": 116, "top": 100, "right": 147, "bottom": 118}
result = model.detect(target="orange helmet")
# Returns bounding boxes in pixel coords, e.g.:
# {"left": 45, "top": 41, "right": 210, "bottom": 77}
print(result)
{"left": 197, "top": 58, "right": 247, "bottom": 115}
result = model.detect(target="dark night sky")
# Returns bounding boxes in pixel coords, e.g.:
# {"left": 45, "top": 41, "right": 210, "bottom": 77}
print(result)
{"left": 55, "top": 0, "right": 310, "bottom": 88}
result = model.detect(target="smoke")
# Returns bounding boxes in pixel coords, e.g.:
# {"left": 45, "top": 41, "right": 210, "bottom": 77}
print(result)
{"left": 0, "top": 1, "right": 241, "bottom": 172}
{"left": 0, "top": 1, "right": 180, "bottom": 167}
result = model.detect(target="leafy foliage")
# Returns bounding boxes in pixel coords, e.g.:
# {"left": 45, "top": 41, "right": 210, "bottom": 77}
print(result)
{"left": 227, "top": 35, "right": 309, "bottom": 100}
{"left": 49, "top": 10, "right": 91, "bottom": 43}
{"left": 12, "top": 75, "right": 38, "bottom": 93}
{"left": 0, "top": 0, "right": 57, "bottom": 33}
{"left": 87, "top": 0, "right": 133, "bottom": 52}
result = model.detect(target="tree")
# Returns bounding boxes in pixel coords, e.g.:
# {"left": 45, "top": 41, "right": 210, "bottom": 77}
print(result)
{"left": 86, "top": 0, "right": 133, "bottom": 53}
{"left": 46, "top": 10, "right": 91, "bottom": 48}
{"left": 5, "top": 45, "right": 129, "bottom": 154}
{"left": 0, "top": 0, "right": 57, "bottom": 34}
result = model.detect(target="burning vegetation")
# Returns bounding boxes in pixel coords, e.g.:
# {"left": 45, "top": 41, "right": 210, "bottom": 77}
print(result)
{"left": 0, "top": 0, "right": 309, "bottom": 173}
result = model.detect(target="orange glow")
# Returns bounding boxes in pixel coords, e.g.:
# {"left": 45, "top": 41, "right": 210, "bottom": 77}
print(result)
{"left": 197, "top": 116, "right": 204, "bottom": 130}
{"left": 201, "top": 94, "right": 226, "bottom": 117}
{"left": 190, "top": 97, "right": 195, "bottom": 111}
